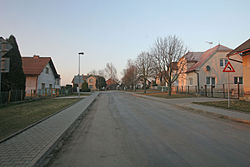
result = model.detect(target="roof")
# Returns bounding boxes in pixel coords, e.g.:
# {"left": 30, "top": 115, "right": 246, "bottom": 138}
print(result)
{"left": 227, "top": 38, "right": 250, "bottom": 57}
{"left": 22, "top": 55, "right": 60, "bottom": 78}
{"left": 72, "top": 75, "right": 88, "bottom": 84}
{"left": 183, "top": 52, "right": 203, "bottom": 62}
{"left": 187, "top": 44, "right": 232, "bottom": 72}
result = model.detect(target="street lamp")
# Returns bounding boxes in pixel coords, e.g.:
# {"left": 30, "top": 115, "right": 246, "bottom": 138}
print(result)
{"left": 78, "top": 52, "right": 84, "bottom": 97}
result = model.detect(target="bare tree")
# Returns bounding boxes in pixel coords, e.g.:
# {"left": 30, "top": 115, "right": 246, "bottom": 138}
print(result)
{"left": 152, "top": 35, "right": 187, "bottom": 95}
{"left": 105, "top": 62, "right": 118, "bottom": 81}
{"left": 136, "top": 52, "right": 154, "bottom": 93}
{"left": 122, "top": 59, "right": 137, "bottom": 91}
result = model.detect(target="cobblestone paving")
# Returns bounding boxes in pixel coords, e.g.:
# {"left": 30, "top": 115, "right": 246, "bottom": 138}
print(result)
{"left": 0, "top": 92, "right": 99, "bottom": 167}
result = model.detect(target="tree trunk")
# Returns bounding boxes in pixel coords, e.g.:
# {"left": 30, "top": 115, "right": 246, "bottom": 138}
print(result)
{"left": 168, "top": 82, "right": 172, "bottom": 96}
{"left": 144, "top": 78, "right": 146, "bottom": 94}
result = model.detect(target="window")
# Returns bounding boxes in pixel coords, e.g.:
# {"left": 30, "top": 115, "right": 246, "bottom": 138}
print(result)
{"left": 89, "top": 85, "right": 93, "bottom": 89}
{"left": 89, "top": 79, "right": 93, "bottom": 83}
{"left": 46, "top": 67, "right": 49, "bottom": 74}
{"left": 49, "top": 84, "right": 52, "bottom": 89}
{"left": 206, "top": 77, "right": 215, "bottom": 85}
{"left": 41, "top": 83, "right": 45, "bottom": 89}
{"left": 189, "top": 78, "right": 193, "bottom": 85}
{"left": 220, "top": 59, "right": 228, "bottom": 67}
{"left": 234, "top": 77, "right": 243, "bottom": 84}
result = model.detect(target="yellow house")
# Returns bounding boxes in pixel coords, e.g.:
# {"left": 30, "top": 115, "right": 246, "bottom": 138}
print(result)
{"left": 227, "top": 39, "right": 250, "bottom": 101}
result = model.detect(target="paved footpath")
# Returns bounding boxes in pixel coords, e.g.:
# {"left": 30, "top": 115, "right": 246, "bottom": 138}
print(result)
{"left": 0, "top": 92, "right": 99, "bottom": 167}
{"left": 132, "top": 93, "right": 250, "bottom": 124}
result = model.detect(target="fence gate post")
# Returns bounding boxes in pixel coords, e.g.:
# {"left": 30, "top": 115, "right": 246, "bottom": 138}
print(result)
{"left": 211, "top": 85, "right": 213, "bottom": 97}
{"left": 8, "top": 90, "right": 11, "bottom": 103}
{"left": 205, "top": 85, "right": 207, "bottom": 97}
{"left": 187, "top": 86, "right": 189, "bottom": 94}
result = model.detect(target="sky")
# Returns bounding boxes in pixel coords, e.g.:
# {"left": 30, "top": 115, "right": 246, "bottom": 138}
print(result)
{"left": 1, "top": 0, "right": 250, "bottom": 85}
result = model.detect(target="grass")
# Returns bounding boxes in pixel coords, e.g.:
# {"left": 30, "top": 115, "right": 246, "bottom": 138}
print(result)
{"left": 145, "top": 92, "right": 196, "bottom": 99}
{"left": 0, "top": 98, "right": 81, "bottom": 140}
{"left": 193, "top": 100, "right": 250, "bottom": 113}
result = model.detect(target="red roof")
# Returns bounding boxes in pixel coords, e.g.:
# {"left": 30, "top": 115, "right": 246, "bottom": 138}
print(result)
{"left": 227, "top": 38, "right": 250, "bottom": 56}
{"left": 187, "top": 44, "right": 232, "bottom": 72}
{"left": 22, "top": 55, "right": 60, "bottom": 78}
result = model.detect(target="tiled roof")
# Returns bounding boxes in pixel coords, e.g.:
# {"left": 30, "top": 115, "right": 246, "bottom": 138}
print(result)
{"left": 227, "top": 38, "right": 250, "bottom": 56}
{"left": 22, "top": 55, "right": 60, "bottom": 78}
{"left": 22, "top": 56, "right": 51, "bottom": 75}
{"left": 187, "top": 45, "right": 232, "bottom": 72}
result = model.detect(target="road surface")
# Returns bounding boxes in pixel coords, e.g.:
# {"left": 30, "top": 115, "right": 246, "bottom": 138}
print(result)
{"left": 49, "top": 92, "right": 250, "bottom": 167}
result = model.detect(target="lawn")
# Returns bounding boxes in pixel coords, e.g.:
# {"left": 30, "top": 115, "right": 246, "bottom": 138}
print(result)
{"left": 146, "top": 92, "right": 196, "bottom": 99}
{"left": 193, "top": 100, "right": 250, "bottom": 113}
{"left": 0, "top": 98, "right": 81, "bottom": 140}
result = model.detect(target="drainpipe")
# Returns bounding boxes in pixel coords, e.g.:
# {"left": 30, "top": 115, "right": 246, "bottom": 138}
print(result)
{"left": 195, "top": 71, "right": 200, "bottom": 94}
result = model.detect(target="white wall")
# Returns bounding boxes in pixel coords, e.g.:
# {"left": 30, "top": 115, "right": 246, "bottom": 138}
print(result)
{"left": 37, "top": 63, "right": 57, "bottom": 89}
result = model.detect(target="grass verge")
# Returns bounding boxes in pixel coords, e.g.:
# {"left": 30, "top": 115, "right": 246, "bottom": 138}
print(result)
{"left": 193, "top": 100, "right": 250, "bottom": 113}
{"left": 0, "top": 98, "right": 81, "bottom": 140}
{"left": 146, "top": 92, "right": 196, "bottom": 99}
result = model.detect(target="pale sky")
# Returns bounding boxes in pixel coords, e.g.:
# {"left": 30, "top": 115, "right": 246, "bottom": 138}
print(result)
{"left": 1, "top": 0, "right": 249, "bottom": 85}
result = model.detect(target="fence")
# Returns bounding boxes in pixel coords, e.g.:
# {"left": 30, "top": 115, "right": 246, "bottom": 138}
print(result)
{"left": 0, "top": 88, "right": 73, "bottom": 105}
{"left": 171, "top": 83, "right": 244, "bottom": 99}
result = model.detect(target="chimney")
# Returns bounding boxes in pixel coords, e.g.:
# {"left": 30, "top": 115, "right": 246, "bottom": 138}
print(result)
{"left": 33, "top": 55, "right": 39, "bottom": 59}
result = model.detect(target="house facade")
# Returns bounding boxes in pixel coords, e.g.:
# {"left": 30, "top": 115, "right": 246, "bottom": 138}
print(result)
{"left": 72, "top": 75, "right": 98, "bottom": 91}
{"left": 87, "top": 75, "right": 97, "bottom": 90}
{"left": 227, "top": 38, "right": 250, "bottom": 101}
{"left": 178, "top": 45, "right": 243, "bottom": 93}
{"left": 22, "top": 55, "right": 60, "bottom": 96}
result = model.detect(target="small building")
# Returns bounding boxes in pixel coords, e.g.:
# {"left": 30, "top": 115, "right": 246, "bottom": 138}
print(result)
{"left": 155, "top": 62, "right": 178, "bottom": 87}
{"left": 72, "top": 74, "right": 88, "bottom": 90}
{"left": 106, "top": 78, "right": 119, "bottom": 90}
{"left": 87, "top": 75, "right": 97, "bottom": 90}
{"left": 227, "top": 39, "right": 250, "bottom": 100}
{"left": 22, "top": 55, "right": 60, "bottom": 96}
{"left": 71, "top": 75, "right": 99, "bottom": 91}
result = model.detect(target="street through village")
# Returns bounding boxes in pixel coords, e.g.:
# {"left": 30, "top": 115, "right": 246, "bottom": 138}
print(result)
{"left": 49, "top": 92, "right": 250, "bottom": 167}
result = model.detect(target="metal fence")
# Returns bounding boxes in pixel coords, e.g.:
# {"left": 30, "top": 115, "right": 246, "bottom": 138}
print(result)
{"left": 0, "top": 88, "right": 73, "bottom": 105}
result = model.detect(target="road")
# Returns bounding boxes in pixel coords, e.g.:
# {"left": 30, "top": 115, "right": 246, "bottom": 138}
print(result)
{"left": 49, "top": 92, "right": 250, "bottom": 167}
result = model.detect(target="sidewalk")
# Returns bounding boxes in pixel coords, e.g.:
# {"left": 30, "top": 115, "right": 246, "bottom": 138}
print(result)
{"left": 132, "top": 93, "right": 250, "bottom": 124}
{"left": 0, "top": 92, "right": 99, "bottom": 167}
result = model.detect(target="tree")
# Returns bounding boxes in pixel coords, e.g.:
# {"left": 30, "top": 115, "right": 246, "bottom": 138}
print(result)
{"left": 104, "top": 62, "right": 118, "bottom": 81}
{"left": 122, "top": 59, "right": 137, "bottom": 90}
{"left": 152, "top": 35, "right": 187, "bottom": 95}
{"left": 96, "top": 76, "right": 106, "bottom": 90}
{"left": 1, "top": 35, "right": 26, "bottom": 102}
{"left": 81, "top": 81, "right": 90, "bottom": 92}
{"left": 136, "top": 52, "right": 154, "bottom": 94}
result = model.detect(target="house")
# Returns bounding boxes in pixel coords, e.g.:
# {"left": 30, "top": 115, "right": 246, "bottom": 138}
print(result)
{"left": 178, "top": 44, "right": 243, "bottom": 93}
{"left": 87, "top": 75, "right": 98, "bottom": 90}
{"left": 22, "top": 55, "right": 61, "bottom": 96}
{"left": 227, "top": 39, "right": 250, "bottom": 101}
{"left": 71, "top": 75, "right": 99, "bottom": 91}
{"left": 72, "top": 74, "right": 88, "bottom": 90}
{"left": 106, "top": 78, "right": 119, "bottom": 90}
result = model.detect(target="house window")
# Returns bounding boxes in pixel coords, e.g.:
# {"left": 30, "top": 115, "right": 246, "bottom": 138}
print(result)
{"left": 45, "top": 67, "right": 49, "bottom": 74}
{"left": 89, "top": 85, "right": 93, "bottom": 89}
{"left": 206, "top": 77, "right": 215, "bottom": 85}
{"left": 89, "top": 79, "right": 93, "bottom": 83}
{"left": 234, "top": 77, "right": 243, "bottom": 84}
{"left": 220, "top": 59, "right": 228, "bottom": 67}
{"left": 41, "top": 83, "right": 45, "bottom": 89}
{"left": 49, "top": 84, "right": 52, "bottom": 89}
{"left": 189, "top": 78, "right": 193, "bottom": 85}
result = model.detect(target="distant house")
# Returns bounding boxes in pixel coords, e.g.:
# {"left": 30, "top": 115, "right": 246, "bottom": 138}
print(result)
{"left": 106, "top": 78, "right": 119, "bottom": 90}
{"left": 22, "top": 55, "right": 60, "bottom": 96}
{"left": 155, "top": 62, "right": 178, "bottom": 87}
{"left": 72, "top": 74, "right": 88, "bottom": 90}
{"left": 178, "top": 44, "right": 243, "bottom": 93}
{"left": 227, "top": 39, "right": 250, "bottom": 101}
{"left": 71, "top": 75, "right": 100, "bottom": 91}
{"left": 87, "top": 75, "right": 98, "bottom": 90}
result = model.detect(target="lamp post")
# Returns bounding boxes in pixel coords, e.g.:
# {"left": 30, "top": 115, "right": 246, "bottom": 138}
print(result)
{"left": 78, "top": 52, "right": 84, "bottom": 97}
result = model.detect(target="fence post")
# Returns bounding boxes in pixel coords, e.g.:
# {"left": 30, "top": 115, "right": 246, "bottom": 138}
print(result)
{"left": 21, "top": 90, "right": 23, "bottom": 101}
{"left": 181, "top": 86, "right": 183, "bottom": 93}
{"left": 211, "top": 85, "right": 213, "bottom": 97}
{"left": 237, "top": 82, "right": 240, "bottom": 99}
{"left": 176, "top": 86, "right": 178, "bottom": 93}
{"left": 187, "top": 86, "right": 189, "bottom": 94}
{"left": 195, "top": 86, "right": 197, "bottom": 94}
{"left": 205, "top": 85, "right": 207, "bottom": 97}
{"left": 223, "top": 84, "right": 225, "bottom": 98}
{"left": 8, "top": 90, "right": 11, "bottom": 103}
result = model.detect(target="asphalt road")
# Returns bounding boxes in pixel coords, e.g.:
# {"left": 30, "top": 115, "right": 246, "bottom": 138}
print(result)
{"left": 49, "top": 92, "right": 250, "bottom": 167}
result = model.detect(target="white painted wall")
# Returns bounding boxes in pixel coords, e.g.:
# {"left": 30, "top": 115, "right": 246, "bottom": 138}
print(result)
{"left": 37, "top": 63, "right": 59, "bottom": 89}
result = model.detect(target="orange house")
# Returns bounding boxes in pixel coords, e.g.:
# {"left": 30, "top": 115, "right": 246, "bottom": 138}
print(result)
{"left": 227, "top": 39, "right": 250, "bottom": 101}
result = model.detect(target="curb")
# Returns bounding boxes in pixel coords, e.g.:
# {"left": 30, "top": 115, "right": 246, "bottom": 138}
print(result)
{"left": 131, "top": 93, "right": 250, "bottom": 125}
{"left": 32, "top": 92, "right": 100, "bottom": 167}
